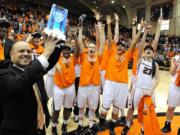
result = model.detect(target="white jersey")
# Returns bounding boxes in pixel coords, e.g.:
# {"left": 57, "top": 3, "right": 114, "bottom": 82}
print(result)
{"left": 136, "top": 59, "right": 155, "bottom": 90}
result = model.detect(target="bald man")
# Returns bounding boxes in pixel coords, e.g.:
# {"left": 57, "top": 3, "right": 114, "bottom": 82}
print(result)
{"left": 0, "top": 36, "right": 62, "bottom": 135}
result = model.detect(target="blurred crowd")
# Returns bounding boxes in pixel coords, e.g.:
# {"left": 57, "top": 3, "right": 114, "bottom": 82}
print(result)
{"left": 0, "top": 0, "right": 179, "bottom": 68}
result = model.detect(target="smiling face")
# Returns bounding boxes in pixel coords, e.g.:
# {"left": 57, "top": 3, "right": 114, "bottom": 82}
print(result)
{"left": 10, "top": 41, "right": 32, "bottom": 68}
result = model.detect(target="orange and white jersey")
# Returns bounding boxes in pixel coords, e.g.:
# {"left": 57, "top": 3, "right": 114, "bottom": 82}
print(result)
{"left": 136, "top": 59, "right": 155, "bottom": 90}
{"left": 101, "top": 42, "right": 116, "bottom": 71}
{"left": 54, "top": 55, "right": 75, "bottom": 89}
{"left": 105, "top": 48, "right": 132, "bottom": 84}
{"left": 79, "top": 53, "right": 101, "bottom": 86}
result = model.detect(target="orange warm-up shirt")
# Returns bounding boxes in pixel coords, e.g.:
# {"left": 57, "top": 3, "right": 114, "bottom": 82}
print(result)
{"left": 138, "top": 96, "right": 161, "bottom": 135}
{"left": 54, "top": 55, "right": 75, "bottom": 89}
{"left": 105, "top": 48, "right": 132, "bottom": 83}
{"left": 132, "top": 48, "right": 139, "bottom": 76}
{"left": 101, "top": 42, "right": 117, "bottom": 71}
{"left": 0, "top": 43, "right": 4, "bottom": 60}
{"left": 79, "top": 53, "right": 101, "bottom": 86}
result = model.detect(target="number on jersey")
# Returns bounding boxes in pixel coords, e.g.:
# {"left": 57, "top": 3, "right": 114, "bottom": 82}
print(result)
{"left": 143, "top": 67, "right": 152, "bottom": 75}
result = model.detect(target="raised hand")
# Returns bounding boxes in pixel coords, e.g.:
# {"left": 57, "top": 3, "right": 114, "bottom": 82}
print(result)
{"left": 132, "top": 16, "right": 137, "bottom": 25}
{"left": 140, "top": 18, "right": 146, "bottom": 29}
{"left": 114, "top": 13, "right": 119, "bottom": 21}
{"left": 106, "top": 15, "right": 112, "bottom": 25}
{"left": 144, "top": 23, "right": 152, "bottom": 32}
{"left": 95, "top": 12, "right": 101, "bottom": 21}
{"left": 43, "top": 35, "right": 61, "bottom": 59}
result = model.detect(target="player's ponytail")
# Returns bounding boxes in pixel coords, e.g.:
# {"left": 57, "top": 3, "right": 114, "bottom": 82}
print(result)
{"left": 152, "top": 59, "right": 156, "bottom": 78}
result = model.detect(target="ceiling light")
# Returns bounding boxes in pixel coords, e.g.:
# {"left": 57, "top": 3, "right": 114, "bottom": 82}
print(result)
{"left": 111, "top": 0, "right": 115, "bottom": 4}
{"left": 122, "top": 5, "right": 126, "bottom": 8}
{"left": 93, "top": 0, "right": 96, "bottom": 4}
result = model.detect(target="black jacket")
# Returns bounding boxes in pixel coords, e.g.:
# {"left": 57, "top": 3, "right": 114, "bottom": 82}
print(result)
{"left": 0, "top": 47, "right": 62, "bottom": 135}
{"left": 3, "top": 38, "right": 14, "bottom": 60}
{"left": 0, "top": 60, "right": 12, "bottom": 126}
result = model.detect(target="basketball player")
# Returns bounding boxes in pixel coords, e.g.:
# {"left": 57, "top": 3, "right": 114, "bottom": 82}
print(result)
{"left": 68, "top": 35, "right": 81, "bottom": 123}
{"left": 121, "top": 18, "right": 161, "bottom": 134}
{"left": 126, "top": 18, "right": 162, "bottom": 127}
{"left": 98, "top": 20, "right": 144, "bottom": 135}
{"left": 161, "top": 52, "right": 180, "bottom": 134}
{"left": 122, "top": 44, "right": 160, "bottom": 135}
{"left": 76, "top": 19, "right": 104, "bottom": 134}
{"left": 105, "top": 14, "right": 126, "bottom": 125}
{"left": 100, "top": 13, "right": 119, "bottom": 90}
{"left": 51, "top": 45, "right": 76, "bottom": 135}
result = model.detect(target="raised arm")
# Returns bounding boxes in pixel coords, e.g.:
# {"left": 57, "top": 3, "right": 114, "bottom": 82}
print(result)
{"left": 71, "top": 34, "right": 80, "bottom": 58}
{"left": 132, "top": 17, "right": 137, "bottom": 40}
{"left": 129, "top": 20, "right": 143, "bottom": 51}
{"left": 152, "top": 17, "right": 162, "bottom": 52}
{"left": 137, "top": 23, "right": 152, "bottom": 60}
{"left": 98, "top": 22, "right": 105, "bottom": 56}
{"left": 78, "top": 24, "right": 84, "bottom": 54}
{"left": 0, "top": 36, "right": 61, "bottom": 94}
{"left": 106, "top": 15, "right": 112, "bottom": 49}
{"left": 114, "top": 13, "right": 119, "bottom": 44}
{"left": 95, "top": 12, "right": 101, "bottom": 48}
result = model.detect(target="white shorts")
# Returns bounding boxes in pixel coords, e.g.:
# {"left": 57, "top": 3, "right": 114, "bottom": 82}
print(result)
{"left": 45, "top": 74, "right": 54, "bottom": 98}
{"left": 101, "top": 70, "right": 106, "bottom": 90}
{"left": 102, "top": 80, "right": 128, "bottom": 109}
{"left": 128, "top": 75, "right": 137, "bottom": 108}
{"left": 53, "top": 84, "right": 75, "bottom": 110}
{"left": 131, "top": 87, "right": 155, "bottom": 109}
{"left": 78, "top": 85, "right": 100, "bottom": 109}
{"left": 168, "top": 83, "right": 180, "bottom": 107}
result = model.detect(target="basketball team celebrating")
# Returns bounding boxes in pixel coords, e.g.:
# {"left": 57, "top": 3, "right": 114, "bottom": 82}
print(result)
{"left": 44, "top": 11, "right": 180, "bottom": 135}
